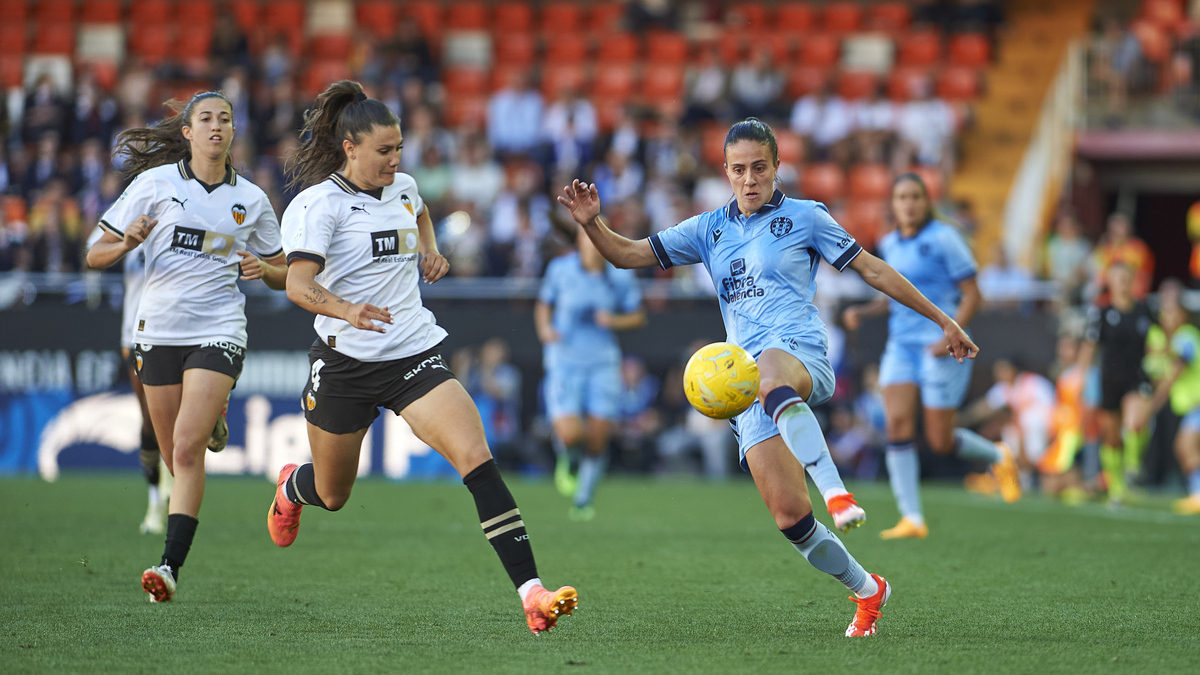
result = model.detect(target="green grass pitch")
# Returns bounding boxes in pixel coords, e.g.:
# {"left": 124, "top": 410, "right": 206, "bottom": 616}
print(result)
{"left": 2, "top": 474, "right": 1198, "bottom": 674}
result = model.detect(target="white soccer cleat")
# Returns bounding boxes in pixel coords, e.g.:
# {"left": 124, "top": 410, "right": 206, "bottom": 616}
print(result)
{"left": 827, "top": 493, "right": 867, "bottom": 533}
{"left": 141, "top": 565, "right": 176, "bottom": 603}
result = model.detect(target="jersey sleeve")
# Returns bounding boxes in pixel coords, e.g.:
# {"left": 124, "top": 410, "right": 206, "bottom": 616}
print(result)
{"left": 613, "top": 268, "right": 643, "bottom": 312}
{"left": 281, "top": 191, "right": 336, "bottom": 272}
{"left": 938, "top": 225, "right": 978, "bottom": 281}
{"left": 810, "top": 203, "right": 862, "bottom": 271}
{"left": 648, "top": 214, "right": 704, "bottom": 269}
{"left": 537, "top": 258, "right": 561, "bottom": 305}
{"left": 98, "top": 174, "right": 159, "bottom": 238}
{"left": 245, "top": 193, "right": 283, "bottom": 258}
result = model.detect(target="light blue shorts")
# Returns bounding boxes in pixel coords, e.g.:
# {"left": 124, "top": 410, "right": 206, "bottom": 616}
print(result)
{"left": 731, "top": 338, "right": 836, "bottom": 472}
{"left": 878, "top": 341, "right": 973, "bottom": 409}
{"left": 544, "top": 362, "right": 621, "bottom": 421}
{"left": 1181, "top": 408, "right": 1200, "bottom": 433}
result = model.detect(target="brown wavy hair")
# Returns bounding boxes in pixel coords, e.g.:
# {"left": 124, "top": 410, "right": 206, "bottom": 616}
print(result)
{"left": 286, "top": 80, "right": 400, "bottom": 191}
{"left": 112, "top": 92, "right": 234, "bottom": 181}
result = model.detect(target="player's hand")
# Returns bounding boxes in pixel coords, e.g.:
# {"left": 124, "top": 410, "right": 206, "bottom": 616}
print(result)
{"left": 236, "top": 250, "right": 263, "bottom": 280}
{"left": 557, "top": 180, "right": 602, "bottom": 226}
{"left": 842, "top": 306, "right": 861, "bottom": 331}
{"left": 594, "top": 309, "right": 613, "bottom": 327}
{"left": 123, "top": 215, "right": 157, "bottom": 250}
{"left": 537, "top": 327, "right": 561, "bottom": 344}
{"left": 941, "top": 321, "right": 978, "bottom": 362}
{"left": 346, "top": 303, "right": 393, "bottom": 333}
{"left": 419, "top": 250, "right": 449, "bottom": 283}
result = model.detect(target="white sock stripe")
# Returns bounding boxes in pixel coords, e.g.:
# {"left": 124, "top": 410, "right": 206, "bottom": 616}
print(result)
{"left": 480, "top": 508, "right": 521, "bottom": 530}
{"left": 792, "top": 521, "right": 819, "bottom": 545}
{"left": 484, "top": 520, "right": 526, "bottom": 539}
{"left": 771, "top": 397, "right": 804, "bottom": 424}
{"left": 289, "top": 468, "right": 310, "bottom": 506}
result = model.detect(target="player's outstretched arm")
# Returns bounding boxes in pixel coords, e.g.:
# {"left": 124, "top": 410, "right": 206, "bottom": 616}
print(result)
{"left": 557, "top": 179, "right": 657, "bottom": 269}
{"left": 86, "top": 215, "right": 157, "bottom": 268}
{"left": 285, "top": 259, "right": 393, "bottom": 333}
{"left": 848, "top": 250, "right": 978, "bottom": 361}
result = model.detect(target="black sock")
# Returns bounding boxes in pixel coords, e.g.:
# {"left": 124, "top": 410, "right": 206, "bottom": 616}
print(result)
{"left": 463, "top": 459, "right": 538, "bottom": 588}
{"left": 161, "top": 514, "right": 198, "bottom": 580}
{"left": 139, "top": 432, "right": 160, "bottom": 486}
{"left": 283, "top": 463, "right": 328, "bottom": 509}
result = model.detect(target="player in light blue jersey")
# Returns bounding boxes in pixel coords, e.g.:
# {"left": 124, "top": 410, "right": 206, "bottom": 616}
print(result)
{"left": 558, "top": 118, "right": 978, "bottom": 637}
{"left": 843, "top": 174, "right": 1022, "bottom": 541}
{"left": 536, "top": 225, "right": 645, "bottom": 520}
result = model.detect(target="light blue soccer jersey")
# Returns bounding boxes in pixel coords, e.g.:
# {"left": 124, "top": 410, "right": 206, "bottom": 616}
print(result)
{"left": 538, "top": 251, "right": 642, "bottom": 369}
{"left": 877, "top": 219, "right": 976, "bottom": 347}
{"left": 649, "top": 190, "right": 862, "bottom": 357}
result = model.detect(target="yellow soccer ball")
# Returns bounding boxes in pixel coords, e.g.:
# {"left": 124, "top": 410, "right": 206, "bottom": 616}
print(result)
{"left": 683, "top": 342, "right": 760, "bottom": 419}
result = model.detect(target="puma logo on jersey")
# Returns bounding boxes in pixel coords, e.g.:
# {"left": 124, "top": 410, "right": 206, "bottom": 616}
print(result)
{"left": 170, "top": 197, "right": 188, "bottom": 209}
{"left": 350, "top": 205, "right": 370, "bottom": 215}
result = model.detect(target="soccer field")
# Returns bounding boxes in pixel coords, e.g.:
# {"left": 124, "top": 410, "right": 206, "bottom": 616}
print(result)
{"left": 2, "top": 475, "right": 1198, "bottom": 674}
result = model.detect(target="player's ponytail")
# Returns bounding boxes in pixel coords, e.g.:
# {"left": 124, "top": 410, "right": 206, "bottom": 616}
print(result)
{"left": 723, "top": 118, "right": 779, "bottom": 165}
{"left": 287, "top": 80, "right": 400, "bottom": 191}
{"left": 113, "top": 91, "right": 234, "bottom": 180}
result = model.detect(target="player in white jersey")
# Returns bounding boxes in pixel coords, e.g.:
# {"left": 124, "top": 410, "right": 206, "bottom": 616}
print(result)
{"left": 270, "top": 81, "right": 576, "bottom": 635}
{"left": 86, "top": 92, "right": 286, "bottom": 603}
{"left": 559, "top": 119, "right": 978, "bottom": 637}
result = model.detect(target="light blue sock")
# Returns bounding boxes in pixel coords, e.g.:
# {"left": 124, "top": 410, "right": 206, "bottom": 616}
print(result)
{"left": 781, "top": 513, "right": 878, "bottom": 598}
{"left": 805, "top": 451, "right": 849, "bottom": 502}
{"left": 885, "top": 441, "right": 923, "bottom": 524}
{"left": 1189, "top": 469, "right": 1200, "bottom": 497}
{"left": 954, "top": 428, "right": 1003, "bottom": 464}
{"left": 763, "top": 387, "right": 847, "bottom": 498}
{"left": 574, "top": 455, "right": 607, "bottom": 507}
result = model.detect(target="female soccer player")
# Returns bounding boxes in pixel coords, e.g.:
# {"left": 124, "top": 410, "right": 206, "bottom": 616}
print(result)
{"left": 1142, "top": 290, "right": 1200, "bottom": 514}
{"left": 1078, "top": 263, "right": 1156, "bottom": 505}
{"left": 842, "top": 174, "right": 1021, "bottom": 540}
{"left": 273, "top": 81, "right": 576, "bottom": 635}
{"left": 536, "top": 224, "right": 645, "bottom": 520}
{"left": 558, "top": 118, "right": 977, "bottom": 637}
{"left": 86, "top": 92, "right": 286, "bottom": 602}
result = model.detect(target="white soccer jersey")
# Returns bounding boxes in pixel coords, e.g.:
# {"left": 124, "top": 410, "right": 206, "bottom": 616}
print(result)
{"left": 87, "top": 225, "right": 148, "bottom": 348}
{"left": 98, "top": 160, "right": 282, "bottom": 347}
{"left": 281, "top": 172, "right": 448, "bottom": 362}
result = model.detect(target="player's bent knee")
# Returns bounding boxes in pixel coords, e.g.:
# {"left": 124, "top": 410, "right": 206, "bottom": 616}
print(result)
{"left": 322, "top": 492, "right": 351, "bottom": 511}
{"left": 768, "top": 500, "right": 814, "bottom": 530}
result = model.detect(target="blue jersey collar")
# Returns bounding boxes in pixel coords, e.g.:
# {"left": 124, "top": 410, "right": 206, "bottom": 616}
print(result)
{"left": 725, "top": 189, "right": 786, "bottom": 220}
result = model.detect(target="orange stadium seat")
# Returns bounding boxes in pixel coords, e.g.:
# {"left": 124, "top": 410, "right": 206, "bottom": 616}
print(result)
{"left": 593, "top": 98, "right": 624, "bottom": 132}
{"left": 786, "top": 65, "right": 831, "bottom": 98}
{"left": 898, "top": 30, "right": 942, "bottom": 66}
{"left": 494, "top": 1, "right": 534, "bottom": 33}
{"left": 802, "top": 163, "right": 846, "bottom": 204}
{"left": 264, "top": 0, "right": 305, "bottom": 33}
{"left": 776, "top": 3, "right": 817, "bottom": 33}
{"left": 545, "top": 35, "right": 590, "bottom": 63}
{"left": 490, "top": 63, "right": 524, "bottom": 90}
{"left": 36, "top": 0, "right": 75, "bottom": 24}
{"left": 446, "top": 2, "right": 488, "bottom": 31}
{"left": 949, "top": 33, "right": 991, "bottom": 67}
{"left": 0, "top": 56, "right": 23, "bottom": 88}
{"left": 176, "top": 29, "right": 213, "bottom": 60}
{"left": 762, "top": 33, "right": 795, "bottom": 62}
{"left": 407, "top": 1, "right": 442, "bottom": 37}
{"left": 176, "top": 1, "right": 216, "bottom": 27}
{"left": 841, "top": 201, "right": 886, "bottom": 251}
{"left": 646, "top": 32, "right": 689, "bottom": 64}
{"left": 445, "top": 95, "right": 488, "bottom": 128}
{"left": 869, "top": 2, "right": 911, "bottom": 32}
{"left": 590, "top": 2, "right": 625, "bottom": 32}
{"left": 310, "top": 34, "right": 351, "bottom": 60}
{"left": 231, "top": 1, "right": 260, "bottom": 33}
{"left": 130, "top": 28, "right": 174, "bottom": 65}
{"left": 937, "top": 66, "right": 982, "bottom": 100}
{"left": 130, "top": 0, "right": 172, "bottom": 24}
{"left": 823, "top": 2, "right": 863, "bottom": 33}
{"left": 799, "top": 35, "right": 840, "bottom": 67}
{"left": 642, "top": 63, "right": 684, "bottom": 100}
{"left": 848, "top": 164, "right": 893, "bottom": 200}
{"left": 357, "top": 0, "right": 399, "bottom": 38}
{"left": 81, "top": 0, "right": 122, "bottom": 23}
{"left": 33, "top": 23, "right": 75, "bottom": 54}
{"left": 303, "top": 58, "right": 349, "bottom": 96}
{"left": 593, "top": 65, "right": 638, "bottom": 98}
{"left": 887, "top": 66, "right": 930, "bottom": 101}
{"left": 908, "top": 165, "right": 943, "bottom": 200}
{"left": 597, "top": 33, "right": 640, "bottom": 63}
{"left": 0, "top": 24, "right": 27, "bottom": 56}
{"left": 541, "top": 62, "right": 588, "bottom": 98}
{"left": 716, "top": 35, "right": 743, "bottom": 66}
{"left": 443, "top": 68, "right": 490, "bottom": 96}
{"left": 702, "top": 124, "right": 727, "bottom": 167}
{"left": 776, "top": 130, "right": 803, "bottom": 165}
{"left": 837, "top": 71, "right": 878, "bottom": 100}
{"left": 1142, "top": 0, "right": 1185, "bottom": 30}
{"left": 0, "top": 1, "right": 29, "bottom": 23}
{"left": 541, "top": 2, "right": 581, "bottom": 33}
{"left": 728, "top": 2, "right": 769, "bottom": 30}
{"left": 494, "top": 33, "right": 536, "bottom": 65}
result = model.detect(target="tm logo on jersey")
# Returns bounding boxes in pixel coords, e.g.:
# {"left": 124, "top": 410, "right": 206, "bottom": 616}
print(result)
{"left": 370, "top": 229, "right": 418, "bottom": 263}
{"left": 172, "top": 226, "right": 235, "bottom": 259}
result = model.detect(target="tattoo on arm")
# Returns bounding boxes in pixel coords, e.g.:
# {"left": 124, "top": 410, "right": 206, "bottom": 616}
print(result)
{"left": 303, "top": 286, "right": 326, "bottom": 305}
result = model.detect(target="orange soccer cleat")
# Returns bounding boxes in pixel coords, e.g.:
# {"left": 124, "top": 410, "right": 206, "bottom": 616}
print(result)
{"left": 845, "top": 574, "right": 890, "bottom": 637}
{"left": 522, "top": 584, "right": 578, "bottom": 634}
{"left": 1173, "top": 494, "right": 1200, "bottom": 515}
{"left": 991, "top": 442, "right": 1022, "bottom": 503}
{"left": 827, "top": 493, "right": 867, "bottom": 533}
{"left": 879, "top": 516, "right": 929, "bottom": 540}
{"left": 268, "top": 463, "right": 303, "bottom": 547}
{"left": 141, "top": 565, "right": 176, "bottom": 603}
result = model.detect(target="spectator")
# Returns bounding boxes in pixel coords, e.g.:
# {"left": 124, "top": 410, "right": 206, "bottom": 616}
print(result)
{"left": 70, "top": 70, "right": 119, "bottom": 147}
{"left": 542, "top": 89, "right": 598, "bottom": 175}
{"left": 894, "top": 78, "right": 957, "bottom": 173}
{"left": 1042, "top": 211, "right": 1093, "bottom": 309}
{"left": 411, "top": 144, "right": 454, "bottom": 213}
{"left": 23, "top": 74, "right": 69, "bottom": 145}
{"left": 1091, "top": 212, "right": 1155, "bottom": 301}
{"left": 469, "top": 338, "right": 524, "bottom": 460}
{"left": 592, "top": 148, "right": 645, "bottom": 206}
{"left": 615, "top": 355, "right": 662, "bottom": 472}
{"left": 850, "top": 84, "right": 896, "bottom": 165}
{"left": 24, "top": 179, "right": 82, "bottom": 274}
{"left": 486, "top": 71, "right": 543, "bottom": 158}
{"left": 684, "top": 43, "right": 731, "bottom": 124}
{"left": 978, "top": 243, "right": 1037, "bottom": 306}
{"left": 827, "top": 406, "right": 879, "bottom": 481}
{"left": 1091, "top": 17, "right": 1143, "bottom": 119}
{"left": 210, "top": 13, "right": 251, "bottom": 74}
{"left": 789, "top": 80, "right": 854, "bottom": 165}
{"left": 401, "top": 104, "right": 456, "bottom": 173}
{"left": 450, "top": 135, "right": 505, "bottom": 217}
{"left": 490, "top": 161, "right": 551, "bottom": 274}
{"left": 730, "top": 50, "right": 785, "bottom": 120}
{"left": 259, "top": 35, "right": 294, "bottom": 87}
{"left": 382, "top": 20, "right": 438, "bottom": 86}
{"left": 24, "top": 133, "right": 64, "bottom": 196}
{"left": 0, "top": 199, "right": 27, "bottom": 272}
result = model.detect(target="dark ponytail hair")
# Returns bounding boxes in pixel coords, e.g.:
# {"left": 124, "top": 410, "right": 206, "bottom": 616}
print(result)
{"left": 723, "top": 117, "right": 779, "bottom": 164}
{"left": 286, "top": 80, "right": 400, "bottom": 191}
{"left": 891, "top": 172, "right": 936, "bottom": 228}
{"left": 112, "top": 91, "right": 234, "bottom": 181}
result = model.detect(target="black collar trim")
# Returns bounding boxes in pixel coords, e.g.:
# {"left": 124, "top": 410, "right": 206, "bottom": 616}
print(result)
{"left": 725, "top": 189, "right": 786, "bottom": 219}
{"left": 330, "top": 173, "right": 384, "bottom": 201}
{"left": 177, "top": 159, "right": 237, "bottom": 193}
